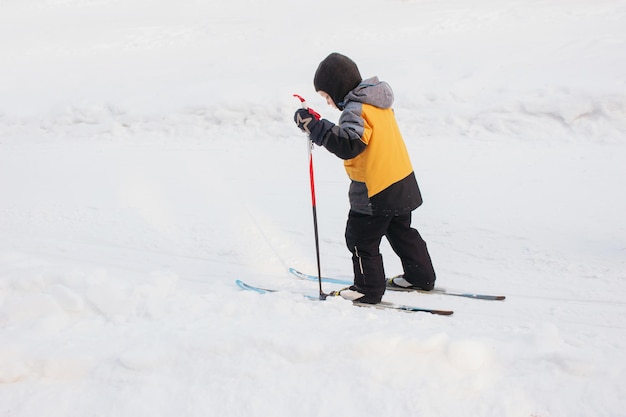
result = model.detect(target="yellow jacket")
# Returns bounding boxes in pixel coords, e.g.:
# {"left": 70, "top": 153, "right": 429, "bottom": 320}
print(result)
{"left": 310, "top": 77, "right": 423, "bottom": 215}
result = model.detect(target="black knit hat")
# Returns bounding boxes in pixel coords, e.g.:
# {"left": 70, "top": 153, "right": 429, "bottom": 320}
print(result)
{"left": 313, "top": 53, "right": 362, "bottom": 109}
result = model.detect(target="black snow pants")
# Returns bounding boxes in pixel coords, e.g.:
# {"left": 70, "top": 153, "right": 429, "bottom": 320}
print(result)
{"left": 344, "top": 210, "right": 436, "bottom": 303}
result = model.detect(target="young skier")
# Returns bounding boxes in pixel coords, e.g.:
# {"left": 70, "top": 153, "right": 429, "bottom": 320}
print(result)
{"left": 294, "top": 52, "right": 437, "bottom": 304}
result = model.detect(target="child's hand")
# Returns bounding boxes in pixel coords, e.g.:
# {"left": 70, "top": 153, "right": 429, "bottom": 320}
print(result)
{"left": 293, "top": 108, "right": 334, "bottom": 145}
{"left": 294, "top": 108, "right": 318, "bottom": 134}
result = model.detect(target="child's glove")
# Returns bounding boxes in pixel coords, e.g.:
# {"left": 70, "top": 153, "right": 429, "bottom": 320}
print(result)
{"left": 294, "top": 108, "right": 334, "bottom": 145}
{"left": 294, "top": 108, "right": 317, "bottom": 134}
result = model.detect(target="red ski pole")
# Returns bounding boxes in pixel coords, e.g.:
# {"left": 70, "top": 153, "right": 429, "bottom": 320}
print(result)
{"left": 293, "top": 94, "right": 327, "bottom": 300}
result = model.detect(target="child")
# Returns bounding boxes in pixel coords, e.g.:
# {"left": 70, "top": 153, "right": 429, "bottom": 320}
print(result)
{"left": 294, "top": 52, "right": 436, "bottom": 304}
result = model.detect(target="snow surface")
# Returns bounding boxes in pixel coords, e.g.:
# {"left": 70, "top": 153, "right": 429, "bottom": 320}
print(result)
{"left": 1, "top": 0, "right": 626, "bottom": 416}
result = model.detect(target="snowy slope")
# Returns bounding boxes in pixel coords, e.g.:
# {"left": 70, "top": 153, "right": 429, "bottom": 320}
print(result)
{"left": 1, "top": 0, "right": 626, "bottom": 416}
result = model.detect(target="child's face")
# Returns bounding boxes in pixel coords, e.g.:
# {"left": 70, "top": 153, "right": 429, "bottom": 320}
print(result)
{"left": 318, "top": 91, "right": 337, "bottom": 109}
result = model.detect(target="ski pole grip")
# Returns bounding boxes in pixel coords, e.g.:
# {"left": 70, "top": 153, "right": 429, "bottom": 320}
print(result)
{"left": 293, "top": 94, "right": 321, "bottom": 120}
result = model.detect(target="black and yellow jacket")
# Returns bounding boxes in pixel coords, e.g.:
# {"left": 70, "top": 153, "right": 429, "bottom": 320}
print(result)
{"left": 308, "top": 77, "right": 422, "bottom": 216}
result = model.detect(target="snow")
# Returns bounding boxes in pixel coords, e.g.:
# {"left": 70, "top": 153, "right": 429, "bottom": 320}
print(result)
{"left": 1, "top": 0, "right": 625, "bottom": 415}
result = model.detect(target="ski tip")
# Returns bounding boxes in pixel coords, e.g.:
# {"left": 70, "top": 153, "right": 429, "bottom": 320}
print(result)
{"left": 235, "top": 280, "right": 269, "bottom": 294}
{"left": 288, "top": 267, "right": 301, "bottom": 277}
{"left": 235, "top": 279, "right": 254, "bottom": 292}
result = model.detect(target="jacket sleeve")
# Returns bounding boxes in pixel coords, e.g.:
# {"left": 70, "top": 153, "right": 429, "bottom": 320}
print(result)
{"left": 308, "top": 105, "right": 367, "bottom": 160}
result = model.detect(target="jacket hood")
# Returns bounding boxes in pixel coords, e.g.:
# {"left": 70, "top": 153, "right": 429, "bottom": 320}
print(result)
{"left": 344, "top": 77, "right": 394, "bottom": 109}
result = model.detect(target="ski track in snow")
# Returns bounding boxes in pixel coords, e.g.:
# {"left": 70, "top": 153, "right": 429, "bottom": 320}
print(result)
{"left": 1, "top": 0, "right": 626, "bottom": 416}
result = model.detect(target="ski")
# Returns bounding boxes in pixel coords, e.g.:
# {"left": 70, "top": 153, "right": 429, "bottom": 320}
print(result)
{"left": 289, "top": 268, "right": 505, "bottom": 301}
{"left": 235, "top": 280, "right": 453, "bottom": 315}
{"left": 235, "top": 279, "right": 278, "bottom": 294}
